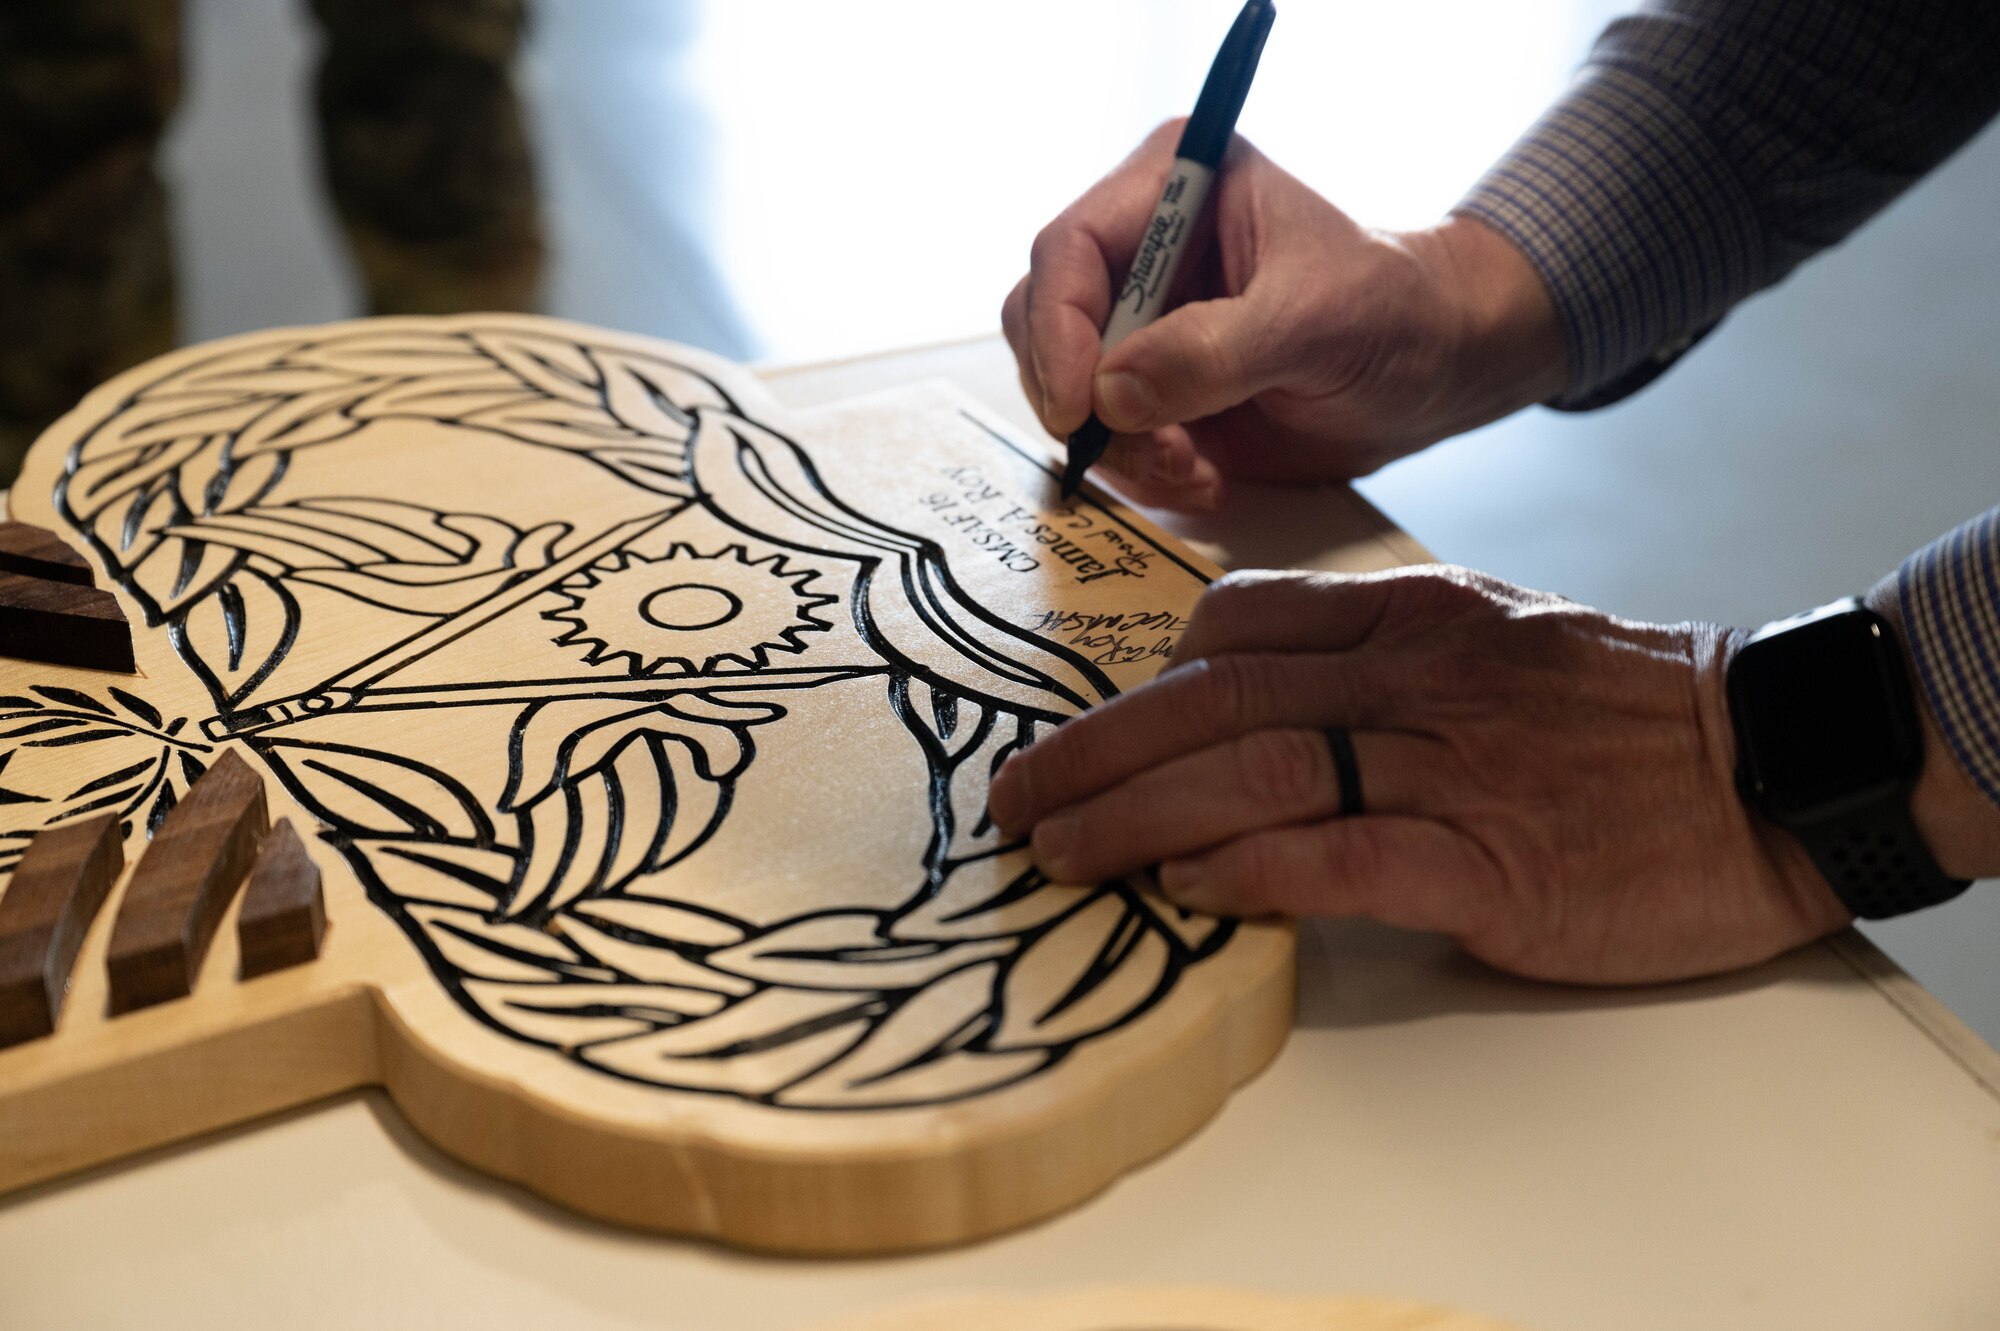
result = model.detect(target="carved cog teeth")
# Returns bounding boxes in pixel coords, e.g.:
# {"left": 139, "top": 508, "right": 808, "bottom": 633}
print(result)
{"left": 544, "top": 543, "right": 836, "bottom": 677}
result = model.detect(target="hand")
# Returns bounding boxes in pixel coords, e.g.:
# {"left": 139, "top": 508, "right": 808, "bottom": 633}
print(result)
{"left": 1000, "top": 121, "right": 1569, "bottom": 513}
{"left": 986, "top": 566, "right": 1852, "bottom": 985}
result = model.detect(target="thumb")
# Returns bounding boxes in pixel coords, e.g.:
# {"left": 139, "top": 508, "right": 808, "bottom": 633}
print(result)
{"left": 1092, "top": 293, "right": 1289, "bottom": 432}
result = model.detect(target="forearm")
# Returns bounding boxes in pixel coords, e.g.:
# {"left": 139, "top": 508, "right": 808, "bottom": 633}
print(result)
{"left": 1870, "top": 506, "right": 2000, "bottom": 881}
{"left": 1456, "top": 0, "right": 2000, "bottom": 408}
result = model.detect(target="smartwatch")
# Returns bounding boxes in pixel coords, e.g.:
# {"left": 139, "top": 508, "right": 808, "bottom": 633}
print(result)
{"left": 1725, "top": 597, "right": 1970, "bottom": 920}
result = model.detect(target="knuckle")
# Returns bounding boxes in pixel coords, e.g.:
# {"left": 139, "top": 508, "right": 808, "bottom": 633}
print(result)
{"left": 1032, "top": 728, "right": 1093, "bottom": 794}
{"left": 1028, "top": 220, "right": 1078, "bottom": 273}
{"left": 1233, "top": 729, "right": 1328, "bottom": 810}
{"left": 1400, "top": 648, "right": 1481, "bottom": 705}
{"left": 1225, "top": 832, "right": 1288, "bottom": 913}
{"left": 1398, "top": 564, "right": 1491, "bottom": 612}
{"left": 1188, "top": 654, "right": 1259, "bottom": 734}
{"left": 1146, "top": 116, "right": 1191, "bottom": 150}
{"left": 1328, "top": 819, "right": 1385, "bottom": 885}
{"left": 1196, "top": 569, "right": 1284, "bottom": 622}
{"left": 1000, "top": 280, "right": 1027, "bottom": 336}
{"left": 1180, "top": 309, "right": 1241, "bottom": 387}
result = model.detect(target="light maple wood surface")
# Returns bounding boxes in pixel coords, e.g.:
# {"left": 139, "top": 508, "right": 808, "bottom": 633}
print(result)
{"left": 808, "top": 1286, "right": 1527, "bottom": 1331}
{"left": 0, "top": 315, "right": 1294, "bottom": 1255}
{"left": 0, "top": 335, "right": 1995, "bottom": 1331}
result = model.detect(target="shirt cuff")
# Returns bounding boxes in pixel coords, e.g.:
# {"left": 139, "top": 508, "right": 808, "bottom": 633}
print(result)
{"left": 1453, "top": 64, "right": 1764, "bottom": 409}
{"left": 1891, "top": 506, "right": 2000, "bottom": 813}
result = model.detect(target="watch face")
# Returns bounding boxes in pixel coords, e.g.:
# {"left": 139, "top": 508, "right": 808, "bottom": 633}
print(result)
{"left": 1729, "top": 609, "right": 1922, "bottom": 820}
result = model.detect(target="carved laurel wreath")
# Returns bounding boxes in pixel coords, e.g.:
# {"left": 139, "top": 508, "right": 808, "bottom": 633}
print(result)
{"left": 19, "top": 320, "right": 1231, "bottom": 1109}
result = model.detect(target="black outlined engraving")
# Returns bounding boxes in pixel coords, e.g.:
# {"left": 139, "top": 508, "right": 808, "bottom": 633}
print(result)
{"left": 5, "top": 321, "right": 1229, "bottom": 1109}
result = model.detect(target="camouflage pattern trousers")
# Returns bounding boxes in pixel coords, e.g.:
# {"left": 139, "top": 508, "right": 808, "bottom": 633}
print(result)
{"left": 0, "top": 0, "right": 542, "bottom": 479}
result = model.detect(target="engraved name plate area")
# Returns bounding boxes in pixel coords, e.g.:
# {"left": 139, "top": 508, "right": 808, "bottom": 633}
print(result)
{"left": 0, "top": 315, "right": 1292, "bottom": 1253}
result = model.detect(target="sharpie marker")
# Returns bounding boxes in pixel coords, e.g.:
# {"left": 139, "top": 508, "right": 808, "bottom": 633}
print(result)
{"left": 1060, "top": 0, "right": 1276, "bottom": 500}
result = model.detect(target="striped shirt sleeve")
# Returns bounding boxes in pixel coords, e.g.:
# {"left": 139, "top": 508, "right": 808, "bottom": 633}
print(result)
{"left": 1892, "top": 508, "right": 2000, "bottom": 813}
{"left": 1454, "top": 0, "right": 2000, "bottom": 408}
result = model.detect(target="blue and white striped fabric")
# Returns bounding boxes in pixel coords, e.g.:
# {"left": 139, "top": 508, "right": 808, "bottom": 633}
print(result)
{"left": 1901, "top": 510, "right": 2000, "bottom": 809}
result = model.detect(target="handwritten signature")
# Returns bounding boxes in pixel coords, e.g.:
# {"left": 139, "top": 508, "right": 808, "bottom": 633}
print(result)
{"left": 1030, "top": 609, "right": 1190, "bottom": 667}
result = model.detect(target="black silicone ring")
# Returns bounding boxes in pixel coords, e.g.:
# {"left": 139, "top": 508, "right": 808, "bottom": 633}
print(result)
{"left": 1324, "top": 725, "right": 1365, "bottom": 818}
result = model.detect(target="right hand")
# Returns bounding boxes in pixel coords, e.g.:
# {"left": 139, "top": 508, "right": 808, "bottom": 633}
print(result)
{"left": 1001, "top": 120, "right": 1571, "bottom": 511}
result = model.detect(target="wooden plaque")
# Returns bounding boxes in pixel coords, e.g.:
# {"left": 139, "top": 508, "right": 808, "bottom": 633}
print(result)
{"left": 811, "top": 1288, "right": 1530, "bottom": 1331}
{"left": 0, "top": 315, "right": 1292, "bottom": 1253}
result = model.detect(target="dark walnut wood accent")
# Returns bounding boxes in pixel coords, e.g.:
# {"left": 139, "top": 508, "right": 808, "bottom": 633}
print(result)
{"left": 105, "top": 750, "right": 267, "bottom": 1014}
{"left": 0, "top": 521, "right": 95, "bottom": 586}
{"left": 0, "top": 813, "right": 124, "bottom": 1047}
{"left": 0, "top": 573, "right": 134, "bottom": 673}
{"left": 237, "top": 818, "right": 326, "bottom": 979}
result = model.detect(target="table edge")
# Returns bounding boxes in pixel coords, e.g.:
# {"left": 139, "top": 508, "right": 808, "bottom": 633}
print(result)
{"left": 1822, "top": 929, "right": 2000, "bottom": 1100}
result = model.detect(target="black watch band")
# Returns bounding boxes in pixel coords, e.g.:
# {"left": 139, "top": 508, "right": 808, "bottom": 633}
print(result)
{"left": 1727, "top": 596, "right": 1972, "bottom": 921}
{"left": 1788, "top": 792, "right": 1971, "bottom": 921}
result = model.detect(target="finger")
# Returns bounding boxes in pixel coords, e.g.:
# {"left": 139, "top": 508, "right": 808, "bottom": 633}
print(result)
{"left": 1104, "top": 428, "right": 1198, "bottom": 487}
{"left": 1096, "top": 429, "right": 1227, "bottom": 513}
{"left": 1000, "top": 276, "right": 1045, "bottom": 424}
{"left": 1181, "top": 399, "right": 1389, "bottom": 485}
{"left": 988, "top": 651, "right": 1392, "bottom": 835}
{"left": 1158, "top": 815, "right": 1501, "bottom": 934}
{"left": 1025, "top": 222, "right": 1120, "bottom": 437}
{"left": 1172, "top": 569, "right": 1402, "bottom": 663}
{"left": 1023, "top": 124, "right": 1189, "bottom": 436}
{"left": 1032, "top": 728, "right": 1442, "bottom": 883}
{"left": 1093, "top": 291, "right": 1293, "bottom": 435}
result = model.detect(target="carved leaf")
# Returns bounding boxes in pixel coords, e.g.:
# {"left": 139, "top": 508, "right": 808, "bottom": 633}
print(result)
{"left": 269, "top": 741, "right": 492, "bottom": 843}
{"left": 0, "top": 687, "right": 209, "bottom": 870}
{"left": 989, "top": 891, "right": 1175, "bottom": 1051}
{"left": 463, "top": 978, "right": 724, "bottom": 1048}
{"left": 782, "top": 962, "right": 1047, "bottom": 1107}
{"left": 569, "top": 895, "right": 747, "bottom": 950}
{"left": 407, "top": 902, "right": 611, "bottom": 984}
{"left": 892, "top": 858, "right": 1085, "bottom": 941}
{"left": 308, "top": 335, "right": 492, "bottom": 379}
{"left": 470, "top": 331, "right": 601, "bottom": 406}
{"left": 706, "top": 913, "right": 1010, "bottom": 992}
{"left": 364, "top": 841, "right": 517, "bottom": 912}
{"left": 554, "top": 915, "right": 753, "bottom": 995}
{"left": 579, "top": 989, "right": 878, "bottom": 1096}
{"left": 176, "top": 563, "right": 298, "bottom": 702}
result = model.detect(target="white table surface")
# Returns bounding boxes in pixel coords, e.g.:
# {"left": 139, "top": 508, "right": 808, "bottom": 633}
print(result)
{"left": 2, "top": 338, "right": 1996, "bottom": 1331}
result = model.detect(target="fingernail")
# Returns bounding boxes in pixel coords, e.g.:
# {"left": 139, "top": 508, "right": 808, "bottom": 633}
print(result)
{"left": 1159, "top": 858, "right": 1213, "bottom": 911}
{"left": 988, "top": 760, "right": 1027, "bottom": 836}
{"left": 1096, "top": 371, "right": 1159, "bottom": 431}
{"left": 1032, "top": 812, "right": 1080, "bottom": 877}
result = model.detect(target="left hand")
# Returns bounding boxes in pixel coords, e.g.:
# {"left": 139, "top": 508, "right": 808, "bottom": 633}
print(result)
{"left": 986, "top": 566, "right": 1852, "bottom": 985}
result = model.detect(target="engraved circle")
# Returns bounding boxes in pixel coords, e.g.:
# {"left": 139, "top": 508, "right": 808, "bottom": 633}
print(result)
{"left": 639, "top": 584, "right": 743, "bottom": 632}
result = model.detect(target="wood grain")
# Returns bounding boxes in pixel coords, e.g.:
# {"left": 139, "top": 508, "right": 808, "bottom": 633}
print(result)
{"left": 0, "top": 522, "right": 94, "bottom": 586}
{"left": 105, "top": 750, "right": 267, "bottom": 1014}
{"left": 812, "top": 1288, "right": 1531, "bottom": 1331}
{"left": 0, "top": 573, "right": 133, "bottom": 673}
{"left": 0, "top": 315, "right": 1301, "bottom": 1253}
{"left": 0, "top": 813, "right": 123, "bottom": 1047}
{"left": 237, "top": 818, "right": 325, "bottom": 979}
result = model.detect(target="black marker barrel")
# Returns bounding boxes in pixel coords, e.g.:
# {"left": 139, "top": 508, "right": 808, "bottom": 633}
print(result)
{"left": 1061, "top": 0, "right": 1276, "bottom": 499}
